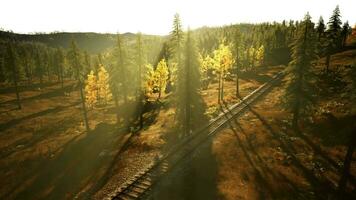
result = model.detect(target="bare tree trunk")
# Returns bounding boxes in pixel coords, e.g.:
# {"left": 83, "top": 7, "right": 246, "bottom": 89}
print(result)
{"left": 236, "top": 68, "right": 239, "bottom": 98}
{"left": 221, "top": 75, "right": 224, "bottom": 102}
{"left": 12, "top": 69, "right": 21, "bottom": 110}
{"left": 79, "top": 81, "right": 90, "bottom": 132}
{"left": 218, "top": 72, "right": 221, "bottom": 104}
{"left": 112, "top": 89, "right": 120, "bottom": 125}
{"left": 60, "top": 65, "right": 64, "bottom": 89}
{"left": 325, "top": 54, "right": 331, "bottom": 74}
{"left": 185, "top": 59, "right": 191, "bottom": 137}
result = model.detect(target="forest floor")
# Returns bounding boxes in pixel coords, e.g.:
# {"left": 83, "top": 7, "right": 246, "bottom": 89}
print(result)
{"left": 0, "top": 64, "right": 281, "bottom": 199}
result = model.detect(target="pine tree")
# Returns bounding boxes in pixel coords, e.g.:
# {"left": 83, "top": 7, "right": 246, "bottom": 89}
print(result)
{"left": 114, "top": 34, "right": 128, "bottom": 104}
{"left": 176, "top": 30, "right": 207, "bottom": 137}
{"left": 316, "top": 16, "right": 326, "bottom": 42}
{"left": 136, "top": 33, "right": 144, "bottom": 128}
{"left": 168, "top": 13, "right": 184, "bottom": 91}
{"left": 34, "top": 47, "right": 44, "bottom": 86}
{"left": 85, "top": 70, "right": 97, "bottom": 108}
{"left": 325, "top": 5, "right": 342, "bottom": 73}
{"left": 283, "top": 13, "right": 317, "bottom": 130}
{"left": 97, "top": 65, "right": 111, "bottom": 105}
{"left": 68, "top": 40, "right": 90, "bottom": 132}
{"left": 340, "top": 21, "right": 351, "bottom": 48}
{"left": 54, "top": 48, "right": 65, "bottom": 89}
{"left": 170, "top": 13, "right": 184, "bottom": 56}
{"left": 6, "top": 43, "right": 21, "bottom": 109}
{"left": 233, "top": 30, "right": 241, "bottom": 97}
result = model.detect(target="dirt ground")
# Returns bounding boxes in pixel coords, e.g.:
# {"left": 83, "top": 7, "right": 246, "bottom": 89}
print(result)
{"left": 212, "top": 82, "right": 355, "bottom": 200}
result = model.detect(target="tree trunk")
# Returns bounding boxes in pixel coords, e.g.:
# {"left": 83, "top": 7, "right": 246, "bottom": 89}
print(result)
{"left": 113, "top": 90, "right": 120, "bottom": 125}
{"left": 12, "top": 64, "right": 22, "bottom": 109}
{"left": 338, "top": 129, "right": 356, "bottom": 193}
{"left": 236, "top": 72, "right": 240, "bottom": 98}
{"left": 325, "top": 54, "right": 331, "bottom": 74}
{"left": 12, "top": 68, "right": 21, "bottom": 110}
{"left": 60, "top": 65, "right": 64, "bottom": 89}
{"left": 79, "top": 81, "right": 90, "bottom": 132}
{"left": 185, "top": 60, "right": 191, "bottom": 137}
{"left": 221, "top": 75, "right": 224, "bottom": 102}
{"left": 218, "top": 72, "right": 221, "bottom": 104}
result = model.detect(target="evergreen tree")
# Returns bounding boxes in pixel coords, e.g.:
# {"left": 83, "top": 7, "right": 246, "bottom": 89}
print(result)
{"left": 283, "top": 13, "right": 317, "bottom": 130}
{"left": 68, "top": 40, "right": 90, "bottom": 132}
{"left": 340, "top": 21, "right": 352, "bottom": 48}
{"left": 316, "top": 16, "right": 326, "bottom": 42}
{"left": 233, "top": 30, "right": 241, "bottom": 97}
{"left": 55, "top": 48, "right": 65, "bottom": 89}
{"left": 6, "top": 43, "right": 21, "bottom": 109}
{"left": 325, "top": 5, "right": 342, "bottom": 72}
{"left": 168, "top": 13, "right": 184, "bottom": 91}
{"left": 136, "top": 33, "right": 144, "bottom": 128}
{"left": 170, "top": 13, "right": 184, "bottom": 57}
{"left": 34, "top": 47, "right": 44, "bottom": 86}
{"left": 83, "top": 51, "right": 92, "bottom": 76}
{"left": 176, "top": 30, "right": 207, "bottom": 137}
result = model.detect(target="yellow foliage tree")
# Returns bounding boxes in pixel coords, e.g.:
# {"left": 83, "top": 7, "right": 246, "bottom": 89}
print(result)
{"left": 144, "top": 63, "right": 155, "bottom": 96}
{"left": 213, "top": 43, "right": 234, "bottom": 103}
{"left": 97, "top": 65, "right": 111, "bottom": 105}
{"left": 255, "top": 45, "right": 265, "bottom": 66}
{"left": 85, "top": 70, "right": 97, "bottom": 108}
{"left": 155, "top": 59, "right": 169, "bottom": 99}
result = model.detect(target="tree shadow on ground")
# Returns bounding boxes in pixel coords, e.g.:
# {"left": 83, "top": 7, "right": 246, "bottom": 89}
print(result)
{"left": 0, "top": 102, "right": 80, "bottom": 133}
{"left": 13, "top": 122, "right": 124, "bottom": 200}
{"left": 0, "top": 83, "right": 76, "bottom": 106}
{"left": 238, "top": 101, "right": 355, "bottom": 199}
{"left": 220, "top": 102, "right": 307, "bottom": 199}
{"left": 152, "top": 139, "right": 221, "bottom": 200}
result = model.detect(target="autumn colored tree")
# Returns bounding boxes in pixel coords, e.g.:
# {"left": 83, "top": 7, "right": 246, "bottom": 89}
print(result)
{"left": 154, "top": 59, "right": 169, "bottom": 100}
{"left": 144, "top": 63, "right": 155, "bottom": 97}
{"left": 97, "top": 65, "right": 111, "bottom": 105}
{"left": 85, "top": 70, "right": 97, "bottom": 108}
{"left": 213, "top": 42, "right": 234, "bottom": 104}
{"left": 255, "top": 45, "right": 265, "bottom": 67}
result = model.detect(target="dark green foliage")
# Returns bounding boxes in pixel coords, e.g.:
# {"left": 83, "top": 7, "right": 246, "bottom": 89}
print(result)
{"left": 176, "top": 30, "right": 207, "bottom": 137}
{"left": 340, "top": 21, "right": 352, "bottom": 47}
{"left": 283, "top": 13, "right": 317, "bottom": 129}
{"left": 5, "top": 43, "right": 21, "bottom": 109}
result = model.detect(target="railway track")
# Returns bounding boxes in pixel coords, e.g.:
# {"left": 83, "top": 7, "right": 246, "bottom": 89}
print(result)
{"left": 107, "top": 71, "right": 285, "bottom": 200}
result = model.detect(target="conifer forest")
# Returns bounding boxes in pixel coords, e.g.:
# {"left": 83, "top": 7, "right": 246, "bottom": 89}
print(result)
{"left": 0, "top": 1, "right": 355, "bottom": 199}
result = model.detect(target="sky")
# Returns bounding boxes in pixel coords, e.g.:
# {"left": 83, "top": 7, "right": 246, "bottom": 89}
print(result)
{"left": 0, "top": 0, "right": 355, "bottom": 35}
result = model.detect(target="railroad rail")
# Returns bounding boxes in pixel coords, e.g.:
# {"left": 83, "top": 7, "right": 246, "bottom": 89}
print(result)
{"left": 108, "top": 71, "right": 285, "bottom": 200}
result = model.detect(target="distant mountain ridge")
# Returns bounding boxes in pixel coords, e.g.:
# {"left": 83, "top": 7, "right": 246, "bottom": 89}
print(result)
{"left": 0, "top": 31, "right": 139, "bottom": 54}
